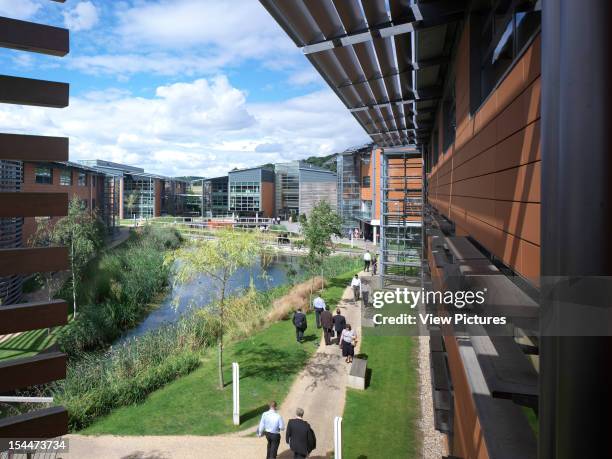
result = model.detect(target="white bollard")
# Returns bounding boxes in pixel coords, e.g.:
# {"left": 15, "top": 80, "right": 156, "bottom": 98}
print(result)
{"left": 334, "top": 416, "right": 342, "bottom": 459}
{"left": 232, "top": 362, "right": 240, "bottom": 425}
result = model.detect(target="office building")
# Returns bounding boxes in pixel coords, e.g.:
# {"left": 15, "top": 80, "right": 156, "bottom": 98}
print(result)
{"left": 228, "top": 166, "right": 275, "bottom": 218}
{"left": 274, "top": 161, "right": 337, "bottom": 219}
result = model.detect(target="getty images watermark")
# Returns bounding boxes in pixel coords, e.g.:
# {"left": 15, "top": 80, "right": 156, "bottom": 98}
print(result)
{"left": 370, "top": 287, "right": 508, "bottom": 326}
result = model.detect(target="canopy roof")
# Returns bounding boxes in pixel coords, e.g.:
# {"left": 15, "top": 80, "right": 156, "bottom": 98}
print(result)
{"left": 261, "top": 0, "right": 465, "bottom": 148}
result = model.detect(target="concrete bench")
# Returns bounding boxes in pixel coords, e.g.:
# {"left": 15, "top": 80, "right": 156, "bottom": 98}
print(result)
{"left": 347, "top": 357, "right": 368, "bottom": 390}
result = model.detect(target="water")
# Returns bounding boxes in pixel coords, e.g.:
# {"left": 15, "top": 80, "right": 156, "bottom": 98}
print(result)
{"left": 116, "top": 255, "right": 301, "bottom": 343}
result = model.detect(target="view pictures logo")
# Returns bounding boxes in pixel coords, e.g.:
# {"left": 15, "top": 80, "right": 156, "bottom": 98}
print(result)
{"left": 371, "top": 288, "right": 487, "bottom": 309}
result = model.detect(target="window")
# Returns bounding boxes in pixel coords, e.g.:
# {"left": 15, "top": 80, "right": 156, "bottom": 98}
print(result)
{"left": 470, "top": 1, "right": 541, "bottom": 112}
{"left": 92, "top": 198, "right": 96, "bottom": 209}
{"left": 78, "top": 172, "right": 87, "bottom": 186}
{"left": 60, "top": 169, "right": 72, "bottom": 186}
{"left": 35, "top": 166, "right": 53, "bottom": 184}
{"left": 362, "top": 176, "right": 371, "bottom": 188}
{"left": 442, "top": 88, "right": 456, "bottom": 153}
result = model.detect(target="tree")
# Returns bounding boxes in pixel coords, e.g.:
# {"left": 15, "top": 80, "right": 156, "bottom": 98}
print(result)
{"left": 299, "top": 201, "right": 343, "bottom": 296}
{"left": 125, "top": 192, "right": 140, "bottom": 219}
{"left": 32, "top": 196, "right": 105, "bottom": 317}
{"left": 172, "top": 229, "right": 259, "bottom": 389}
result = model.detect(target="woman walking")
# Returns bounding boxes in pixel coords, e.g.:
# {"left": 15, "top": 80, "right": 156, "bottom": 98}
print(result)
{"left": 340, "top": 324, "right": 357, "bottom": 363}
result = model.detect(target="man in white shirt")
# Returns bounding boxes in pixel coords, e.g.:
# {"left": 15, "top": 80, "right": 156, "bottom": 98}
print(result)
{"left": 363, "top": 250, "right": 372, "bottom": 272}
{"left": 257, "top": 401, "right": 285, "bottom": 458}
{"left": 313, "top": 295, "right": 326, "bottom": 328}
{"left": 351, "top": 274, "right": 361, "bottom": 302}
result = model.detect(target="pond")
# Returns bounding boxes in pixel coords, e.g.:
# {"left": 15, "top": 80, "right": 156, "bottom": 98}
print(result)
{"left": 116, "top": 255, "right": 301, "bottom": 343}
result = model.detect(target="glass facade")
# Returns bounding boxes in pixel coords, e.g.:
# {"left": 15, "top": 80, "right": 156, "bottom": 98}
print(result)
{"left": 275, "top": 162, "right": 300, "bottom": 219}
{"left": 123, "top": 175, "right": 155, "bottom": 219}
{"left": 337, "top": 151, "right": 363, "bottom": 233}
{"left": 229, "top": 181, "right": 261, "bottom": 214}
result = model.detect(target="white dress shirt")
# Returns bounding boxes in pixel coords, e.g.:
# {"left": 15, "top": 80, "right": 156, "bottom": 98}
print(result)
{"left": 257, "top": 409, "right": 285, "bottom": 436}
{"left": 351, "top": 277, "right": 361, "bottom": 288}
{"left": 313, "top": 296, "right": 326, "bottom": 310}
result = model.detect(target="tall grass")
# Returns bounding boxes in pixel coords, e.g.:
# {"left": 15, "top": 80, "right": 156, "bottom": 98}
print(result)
{"left": 56, "top": 226, "right": 183, "bottom": 357}
{"left": 53, "top": 254, "right": 360, "bottom": 431}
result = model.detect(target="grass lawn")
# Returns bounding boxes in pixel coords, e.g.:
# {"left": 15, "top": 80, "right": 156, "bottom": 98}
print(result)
{"left": 82, "top": 314, "right": 319, "bottom": 435}
{"left": 0, "top": 327, "right": 62, "bottom": 361}
{"left": 342, "top": 333, "right": 420, "bottom": 459}
{"left": 82, "top": 269, "right": 358, "bottom": 435}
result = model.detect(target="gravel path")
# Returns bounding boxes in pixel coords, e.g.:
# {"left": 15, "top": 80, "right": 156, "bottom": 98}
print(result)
{"left": 417, "top": 334, "right": 447, "bottom": 458}
{"left": 66, "top": 275, "right": 364, "bottom": 459}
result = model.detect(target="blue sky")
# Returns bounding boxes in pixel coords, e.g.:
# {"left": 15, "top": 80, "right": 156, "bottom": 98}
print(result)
{"left": 0, "top": 0, "right": 370, "bottom": 177}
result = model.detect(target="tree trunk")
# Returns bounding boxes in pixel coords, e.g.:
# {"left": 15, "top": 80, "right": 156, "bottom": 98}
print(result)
{"left": 71, "top": 239, "right": 77, "bottom": 319}
{"left": 217, "top": 278, "right": 227, "bottom": 389}
{"left": 217, "top": 338, "right": 224, "bottom": 389}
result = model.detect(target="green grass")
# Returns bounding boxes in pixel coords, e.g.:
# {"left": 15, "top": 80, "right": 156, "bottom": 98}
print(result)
{"left": 0, "top": 327, "right": 61, "bottom": 360}
{"left": 342, "top": 333, "right": 420, "bottom": 459}
{"left": 81, "top": 314, "right": 319, "bottom": 435}
{"left": 81, "top": 268, "right": 358, "bottom": 435}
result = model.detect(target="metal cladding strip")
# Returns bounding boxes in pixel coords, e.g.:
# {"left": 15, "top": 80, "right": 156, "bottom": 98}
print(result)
{"left": 0, "top": 192, "right": 68, "bottom": 218}
{"left": 0, "top": 407, "right": 68, "bottom": 439}
{"left": 0, "top": 300, "right": 68, "bottom": 335}
{"left": 0, "top": 133, "right": 69, "bottom": 161}
{"left": 0, "top": 75, "right": 69, "bottom": 108}
{"left": 0, "top": 247, "right": 69, "bottom": 277}
{"left": 0, "top": 352, "right": 67, "bottom": 392}
{"left": 0, "top": 17, "right": 68, "bottom": 56}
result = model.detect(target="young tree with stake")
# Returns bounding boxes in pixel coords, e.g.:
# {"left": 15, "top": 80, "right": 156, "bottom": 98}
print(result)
{"left": 172, "top": 229, "right": 259, "bottom": 389}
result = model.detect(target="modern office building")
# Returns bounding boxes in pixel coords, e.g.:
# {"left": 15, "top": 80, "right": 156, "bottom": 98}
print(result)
{"left": 199, "top": 176, "right": 229, "bottom": 217}
{"left": 274, "top": 161, "right": 337, "bottom": 219}
{"left": 20, "top": 161, "right": 107, "bottom": 244}
{"left": 79, "top": 160, "right": 187, "bottom": 220}
{"left": 261, "top": 1, "right": 589, "bottom": 458}
{"left": 228, "top": 166, "right": 275, "bottom": 218}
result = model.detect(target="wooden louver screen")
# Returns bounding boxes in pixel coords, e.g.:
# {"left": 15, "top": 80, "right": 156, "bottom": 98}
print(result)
{"left": 0, "top": 1, "right": 70, "bottom": 441}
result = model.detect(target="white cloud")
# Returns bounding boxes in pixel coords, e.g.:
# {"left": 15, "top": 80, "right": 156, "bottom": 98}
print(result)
{"left": 68, "top": 0, "right": 299, "bottom": 78}
{"left": 63, "top": 1, "right": 99, "bottom": 32}
{"left": 0, "top": 77, "right": 369, "bottom": 178}
{"left": 0, "top": 0, "right": 40, "bottom": 20}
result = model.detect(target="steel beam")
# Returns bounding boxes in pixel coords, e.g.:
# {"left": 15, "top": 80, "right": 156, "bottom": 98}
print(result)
{"left": 540, "top": 1, "right": 612, "bottom": 458}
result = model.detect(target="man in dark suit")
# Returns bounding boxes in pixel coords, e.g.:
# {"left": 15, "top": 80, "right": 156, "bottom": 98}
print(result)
{"left": 320, "top": 306, "right": 334, "bottom": 345}
{"left": 293, "top": 308, "right": 307, "bottom": 343}
{"left": 286, "top": 407, "right": 316, "bottom": 459}
{"left": 332, "top": 308, "right": 346, "bottom": 346}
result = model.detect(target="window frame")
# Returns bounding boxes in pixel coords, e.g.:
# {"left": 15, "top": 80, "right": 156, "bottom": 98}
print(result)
{"left": 35, "top": 166, "right": 53, "bottom": 185}
{"left": 59, "top": 169, "right": 72, "bottom": 186}
{"left": 469, "top": 1, "right": 541, "bottom": 115}
{"left": 78, "top": 172, "right": 87, "bottom": 186}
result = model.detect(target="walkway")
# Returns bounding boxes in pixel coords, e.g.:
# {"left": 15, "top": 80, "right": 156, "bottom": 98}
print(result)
{"left": 66, "top": 273, "right": 366, "bottom": 459}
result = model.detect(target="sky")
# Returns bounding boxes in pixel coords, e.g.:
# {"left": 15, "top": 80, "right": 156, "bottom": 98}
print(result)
{"left": 0, "top": 0, "right": 370, "bottom": 177}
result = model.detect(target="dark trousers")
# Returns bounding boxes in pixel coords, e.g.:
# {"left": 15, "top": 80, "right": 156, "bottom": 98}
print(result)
{"left": 364, "top": 260, "right": 370, "bottom": 271}
{"left": 295, "top": 327, "right": 305, "bottom": 342}
{"left": 315, "top": 309, "right": 323, "bottom": 328}
{"left": 362, "top": 291, "right": 369, "bottom": 307}
{"left": 293, "top": 454, "right": 306, "bottom": 459}
{"left": 265, "top": 432, "right": 281, "bottom": 458}
{"left": 323, "top": 327, "right": 332, "bottom": 345}
{"left": 353, "top": 286, "right": 360, "bottom": 301}
{"left": 335, "top": 329, "right": 343, "bottom": 345}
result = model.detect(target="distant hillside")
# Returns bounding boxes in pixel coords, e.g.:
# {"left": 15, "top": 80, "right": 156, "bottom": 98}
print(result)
{"left": 303, "top": 153, "right": 337, "bottom": 172}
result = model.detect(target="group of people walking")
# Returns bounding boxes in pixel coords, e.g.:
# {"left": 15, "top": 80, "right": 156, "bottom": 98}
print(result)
{"left": 293, "top": 292, "right": 359, "bottom": 363}
{"left": 257, "top": 401, "right": 316, "bottom": 459}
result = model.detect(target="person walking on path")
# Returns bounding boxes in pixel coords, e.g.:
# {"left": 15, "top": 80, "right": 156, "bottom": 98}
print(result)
{"left": 363, "top": 250, "right": 372, "bottom": 272}
{"left": 340, "top": 324, "right": 358, "bottom": 363}
{"left": 293, "top": 308, "right": 307, "bottom": 343}
{"left": 320, "top": 306, "right": 334, "bottom": 345}
{"left": 286, "top": 407, "right": 316, "bottom": 459}
{"left": 332, "top": 308, "right": 346, "bottom": 346}
{"left": 351, "top": 274, "right": 361, "bottom": 302}
{"left": 372, "top": 254, "right": 378, "bottom": 275}
{"left": 257, "top": 401, "right": 285, "bottom": 459}
{"left": 312, "top": 295, "right": 326, "bottom": 329}
{"left": 361, "top": 280, "right": 370, "bottom": 307}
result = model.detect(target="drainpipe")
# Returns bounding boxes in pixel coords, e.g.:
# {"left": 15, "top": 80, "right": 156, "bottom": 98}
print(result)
{"left": 540, "top": 2, "right": 612, "bottom": 458}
